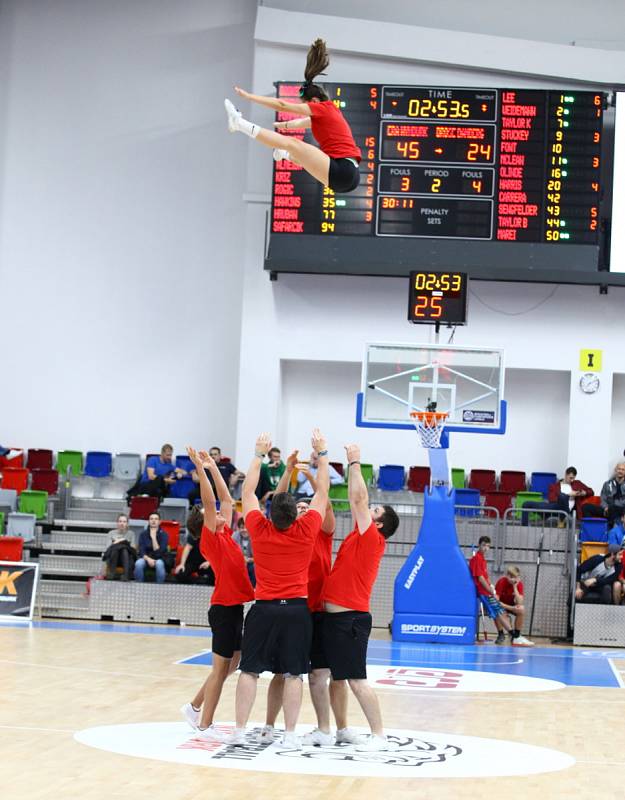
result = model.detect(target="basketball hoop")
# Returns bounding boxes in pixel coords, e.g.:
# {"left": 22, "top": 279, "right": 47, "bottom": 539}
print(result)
{"left": 410, "top": 411, "right": 449, "bottom": 449}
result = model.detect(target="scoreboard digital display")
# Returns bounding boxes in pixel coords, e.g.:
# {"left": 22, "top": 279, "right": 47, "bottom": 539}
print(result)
{"left": 408, "top": 271, "right": 468, "bottom": 325}
{"left": 266, "top": 82, "right": 615, "bottom": 284}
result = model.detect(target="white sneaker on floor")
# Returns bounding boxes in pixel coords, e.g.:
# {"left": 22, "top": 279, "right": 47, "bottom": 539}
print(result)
{"left": 273, "top": 148, "right": 290, "bottom": 162}
{"left": 257, "top": 724, "right": 276, "bottom": 745}
{"left": 512, "top": 635, "right": 534, "bottom": 647}
{"left": 281, "top": 731, "right": 302, "bottom": 750}
{"left": 180, "top": 702, "right": 199, "bottom": 731}
{"left": 196, "top": 724, "right": 225, "bottom": 742}
{"left": 224, "top": 727, "right": 247, "bottom": 746}
{"left": 224, "top": 98, "right": 242, "bottom": 132}
{"left": 301, "top": 728, "right": 333, "bottom": 746}
{"left": 335, "top": 727, "right": 364, "bottom": 745}
{"left": 355, "top": 735, "right": 398, "bottom": 752}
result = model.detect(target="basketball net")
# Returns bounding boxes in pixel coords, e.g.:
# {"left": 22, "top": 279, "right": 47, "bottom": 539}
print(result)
{"left": 410, "top": 411, "right": 449, "bottom": 450}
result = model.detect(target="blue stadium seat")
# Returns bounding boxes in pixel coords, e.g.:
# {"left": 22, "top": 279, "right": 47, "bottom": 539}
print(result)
{"left": 377, "top": 464, "right": 406, "bottom": 491}
{"left": 454, "top": 488, "right": 481, "bottom": 517}
{"left": 530, "top": 471, "right": 558, "bottom": 499}
{"left": 579, "top": 517, "right": 608, "bottom": 543}
{"left": 168, "top": 477, "right": 195, "bottom": 499}
{"left": 84, "top": 451, "right": 112, "bottom": 478}
{"left": 175, "top": 455, "right": 195, "bottom": 474}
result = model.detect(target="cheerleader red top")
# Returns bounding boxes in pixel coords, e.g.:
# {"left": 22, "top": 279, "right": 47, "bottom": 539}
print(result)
{"left": 307, "top": 101, "right": 361, "bottom": 161}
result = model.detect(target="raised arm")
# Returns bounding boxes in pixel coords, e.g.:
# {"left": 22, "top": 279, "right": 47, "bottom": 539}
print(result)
{"left": 345, "top": 444, "right": 372, "bottom": 534}
{"left": 322, "top": 499, "right": 335, "bottom": 535}
{"left": 309, "top": 429, "right": 329, "bottom": 517}
{"left": 234, "top": 86, "right": 310, "bottom": 116}
{"left": 274, "top": 449, "right": 299, "bottom": 495}
{"left": 274, "top": 117, "right": 312, "bottom": 131}
{"left": 199, "top": 450, "right": 233, "bottom": 527}
{"left": 242, "top": 433, "right": 270, "bottom": 517}
{"left": 186, "top": 447, "right": 217, "bottom": 531}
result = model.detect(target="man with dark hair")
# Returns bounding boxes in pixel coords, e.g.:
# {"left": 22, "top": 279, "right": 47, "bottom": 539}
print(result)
{"left": 134, "top": 512, "right": 169, "bottom": 583}
{"left": 583, "top": 463, "right": 625, "bottom": 526}
{"left": 521, "top": 466, "right": 593, "bottom": 526}
{"left": 320, "top": 443, "right": 399, "bottom": 752}
{"left": 576, "top": 544, "right": 622, "bottom": 604}
{"left": 227, "top": 429, "right": 329, "bottom": 749}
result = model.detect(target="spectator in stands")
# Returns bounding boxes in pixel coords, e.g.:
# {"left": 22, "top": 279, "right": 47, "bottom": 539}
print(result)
{"left": 255, "top": 447, "right": 286, "bottom": 504}
{"left": 134, "top": 512, "right": 170, "bottom": 583}
{"left": 494, "top": 565, "right": 533, "bottom": 646}
{"left": 295, "top": 450, "right": 343, "bottom": 499}
{"left": 575, "top": 544, "right": 622, "bottom": 604}
{"left": 582, "top": 463, "right": 625, "bottom": 526}
{"left": 174, "top": 511, "right": 215, "bottom": 585}
{"left": 127, "top": 444, "right": 188, "bottom": 501}
{"left": 102, "top": 513, "right": 136, "bottom": 581}
{"left": 189, "top": 446, "right": 245, "bottom": 504}
{"left": 232, "top": 517, "right": 255, "bottom": 586}
{"left": 469, "top": 536, "right": 518, "bottom": 645}
{"left": 608, "top": 510, "right": 625, "bottom": 549}
{"left": 521, "top": 467, "right": 592, "bottom": 526}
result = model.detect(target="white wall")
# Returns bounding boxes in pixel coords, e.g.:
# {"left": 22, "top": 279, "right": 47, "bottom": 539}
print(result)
{"left": 0, "top": 0, "right": 256, "bottom": 455}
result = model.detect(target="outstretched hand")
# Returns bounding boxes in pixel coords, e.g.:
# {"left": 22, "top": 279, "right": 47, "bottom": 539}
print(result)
{"left": 255, "top": 433, "right": 272, "bottom": 457}
{"left": 285, "top": 449, "right": 299, "bottom": 470}
{"left": 186, "top": 446, "right": 203, "bottom": 470}
{"left": 234, "top": 86, "right": 251, "bottom": 100}
{"left": 345, "top": 443, "right": 361, "bottom": 464}
{"left": 311, "top": 428, "right": 327, "bottom": 454}
{"left": 198, "top": 450, "right": 217, "bottom": 471}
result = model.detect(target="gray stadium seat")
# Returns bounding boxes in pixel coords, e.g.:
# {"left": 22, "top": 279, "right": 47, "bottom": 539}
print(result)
{"left": 7, "top": 511, "right": 37, "bottom": 541}
{"left": 159, "top": 497, "right": 189, "bottom": 525}
{"left": 0, "top": 488, "right": 18, "bottom": 512}
{"left": 113, "top": 453, "right": 142, "bottom": 481}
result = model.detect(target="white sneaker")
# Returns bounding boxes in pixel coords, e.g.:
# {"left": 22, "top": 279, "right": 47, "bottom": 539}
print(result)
{"left": 512, "top": 635, "right": 534, "bottom": 647}
{"left": 301, "top": 728, "right": 333, "bottom": 746}
{"left": 224, "top": 98, "right": 242, "bottom": 132}
{"left": 281, "top": 731, "right": 302, "bottom": 750}
{"left": 196, "top": 724, "right": 225, "bottom": 742}
{"left": 335, "top": 727, "right": 364, "bottom": 745}
{"left": 273, "top": 148, "right": 290, "bottom": 162}
{"left": 257, "top": 724, "right": 276, "bottom": 745}
{"left": 224, "top": 727, "right": 247, "bottom": 746}
{"left": 180, "top": 702, "right": 199, "bottom": 731}
{"left": 355, "top": 735, "right": 398, "bottom": 752}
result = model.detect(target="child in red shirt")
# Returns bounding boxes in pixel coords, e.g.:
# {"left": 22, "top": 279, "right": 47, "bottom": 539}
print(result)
{"left": 495, "top": 565, "right": 534, "bottom": 647}
{"left": 469, "top": 536, "right": 514, "bottom": 645}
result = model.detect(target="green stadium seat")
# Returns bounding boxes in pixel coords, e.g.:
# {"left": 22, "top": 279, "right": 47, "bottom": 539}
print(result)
{"left": 514, "top": 491, "right": 544, "bottom": 521}
{"left": 451, "top": 468, "right": 465, "bottom": 489}
{"left": 0, "top": 511, "right": 4, "bottom": 534}
{"left": 18, "top": 490, "right": 48, "bottom": 519}
{"left": 329, "top": 483, "right": 350, "bottom": 512}
{"left": 346, "top": 463, "right": 374, "bottom": 486}
{"left": 56, "top": 450, "right": 83, "bottom": 476}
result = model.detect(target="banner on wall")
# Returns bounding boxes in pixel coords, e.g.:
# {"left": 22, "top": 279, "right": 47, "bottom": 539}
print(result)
{"left": 0, "top": 560, "right": 39, "bottom": 620}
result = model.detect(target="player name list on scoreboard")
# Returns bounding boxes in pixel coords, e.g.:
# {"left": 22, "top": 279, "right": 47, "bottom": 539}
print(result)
{"left": 271, "top": 84, "right": 604, "bottom": 245}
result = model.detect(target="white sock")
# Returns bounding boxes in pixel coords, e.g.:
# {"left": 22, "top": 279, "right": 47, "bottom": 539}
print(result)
{"left": 237, "top": 116, "right": 259, "bottom": 139}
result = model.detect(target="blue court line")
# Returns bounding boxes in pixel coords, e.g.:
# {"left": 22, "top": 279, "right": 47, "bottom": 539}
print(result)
{"left": 0, "top": 619, "right": 210, "bottom": 638}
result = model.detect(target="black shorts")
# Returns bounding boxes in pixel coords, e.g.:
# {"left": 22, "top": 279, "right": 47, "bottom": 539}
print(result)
{"left": 208, "top": 603, "right": 244, "bottom": 659}
{"left": 322, "top": 610, "right": 372, "bottom": 680}
{"left": 309, "top": 611, "right": 328, "bottom": 671}
{"left": 239, "top": 599, "right": 312, "bottom": 676}
{"left": 328, "top": 158, "right": 360, "bottom": 193}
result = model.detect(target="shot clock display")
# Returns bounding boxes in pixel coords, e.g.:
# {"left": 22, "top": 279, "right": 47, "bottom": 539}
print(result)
{"left": 266, "top": 82, "right": 615, "bottom": 285}
{"left": 408, "top": 271, "right": 468, "bottom": 325}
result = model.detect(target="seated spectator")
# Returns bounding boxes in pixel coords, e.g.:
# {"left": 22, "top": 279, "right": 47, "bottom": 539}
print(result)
{"left": 127, "top": 444, "right": 188, "bottom": 501}
{"left": 608, "top": 510, "right": 625, "bottom": 549}
{"left": 134, "top": 512, "right": 170, "bottom": 583}
{"left": 583, "top": 463, "right": 625, "bottom": 526}
{"left": 174, "top": 506, "right": 215, "bottom": 585}
{"left": 295, "top": 450, "right": 343, "bottom": 499}
{"left": 232, "top": 517, "right": 255, "bottom": 586}
{"left": 189, "top": 446, "right": 245, "bottom": 504}
{"left": 575, "top": 544, "right": 621, "bottom": 604}
{"left": 102, "top": 513, "right": 136, "bottom": 581}
{"left": 469, "top": 536, "right": 517, "bottom": 645}
{"left": 521, "top": 466, "right": 592, "bottom": 526}
{"left": 494, "top": 565, "right": 533, "bottom": 646}
{"left": 255, "top": 447, "right": 286, "bottom": 504}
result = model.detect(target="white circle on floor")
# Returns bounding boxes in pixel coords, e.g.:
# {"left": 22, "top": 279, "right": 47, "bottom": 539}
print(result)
{"left": 74, "top": 723, "right": 575, "bottom": 778}
{"left": 365, "top": 664, "right": 564, "bottom": 692}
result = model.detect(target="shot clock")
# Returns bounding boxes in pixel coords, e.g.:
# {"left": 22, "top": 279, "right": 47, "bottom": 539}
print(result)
{"left": 408, "top": 271, "right": 468, "bottom": 325}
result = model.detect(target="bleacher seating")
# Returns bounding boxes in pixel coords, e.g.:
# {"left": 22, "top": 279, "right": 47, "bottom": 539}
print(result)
{"left": 514, "top": 490, "right": 544, "bottom": 520}
{"left": 468, "top": 469, "right": 497, "bottom": 493}
{"left": 18, "top": 490, "right": 48, "bottom": 519}
{"left": 31, "top": 469, "right": 59, "bottom": 494}
{"left": 1, "top": 468, "right": 29, "bottom": 494}
{"left": 377, "top": 465, "right": 406, "bottom": 491}
{"left": 160, "top": 520, "right": 181, "bottom": 551}
{"left": 113, "top": 453, "right": 141, "bottom": 480}
{"left": 175, "top": 455, "right": 194, "bottom": 473}
{"left": 168, "top": 478, "right": 195, "bottom": 499}
{"left": 580, "top": 541, "right": 607, "bottom": 563}
{"left": 159, "top": 498, "right": 188, "bottom": 525}
{"left": 26, "top": 449, "right": 53, "bottom": 470}
{"left": 0, "top": 510, "right": 4, "bottom": 534}
{"left": 0, "top": 536, "right": 24, "bottom": 561}
{"left": 454, "top": 488, "right": 481, "bottom": 516}
{"left": 408, "top": 466, "right": 430, "bottom": 493}
{"left": 582, "top": 496, "right": 602, "bottom": 517}
{"left": 329, "top": 483, "right": 349, "bottom": 511}
{"left": 84, "top": 451, "right": 113, "bottom": 478}
{"left": 7, "top": 512, "right": 36, "bottom": 540}
{"left": 579, "top": 517, "right": 608, "bottom": 543}
{"left": 499, "top": 470, "right": 527, "bottom": 493}
{"left": 530, "top": 471, "right": 558, "bottom": 499}
{"left": 484, "top": 490, "right": 514, "bottom": 518}
{"left": 330, "top": 461, "right": 345, "bottom": 477}
{"left": 56, "top": 450, "right": 83, "bottom": 476}
{"left": 451, "top": 468, "right": 465, "bottom": 489}
{"left": 0, "top": 450, "right": 24, "bottom": 469}
{"left": 129, "top": 495, "right": 159, "bottom": 519}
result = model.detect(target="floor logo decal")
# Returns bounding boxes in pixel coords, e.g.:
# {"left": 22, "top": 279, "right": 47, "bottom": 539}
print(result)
{"left": 75, "top": 722, "right": 575, "bottom": 777}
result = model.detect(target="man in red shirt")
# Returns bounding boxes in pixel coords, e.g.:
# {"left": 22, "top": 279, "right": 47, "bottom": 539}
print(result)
{"left": 494, "top": 565, "right": 534, "bottom": 646}
{"left": 321, "top": 444, "right": 400, "bottom": 752}
{"left": 228, "top": 430, "right": 330, "bottom": 749}
{"left": 180, "top": 448, "right": 255, "bottom": 740}
{"left": 469, "top": 536, "right": 517, "bottom": 645}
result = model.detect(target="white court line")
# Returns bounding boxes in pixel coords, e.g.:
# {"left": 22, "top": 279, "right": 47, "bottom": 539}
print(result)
{"left": 0, "top": 724, "right": 74, "bottom": 734}
{"left": 607, "top": 658, "right": 625, "bottom": 688}
{"left": 0, "top": 658, "right": 199, "bottom": 682}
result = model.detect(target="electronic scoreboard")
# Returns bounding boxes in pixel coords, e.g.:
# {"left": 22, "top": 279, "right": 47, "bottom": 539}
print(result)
{"left": 265, "top": 83, "right": 616, "bottom": 284}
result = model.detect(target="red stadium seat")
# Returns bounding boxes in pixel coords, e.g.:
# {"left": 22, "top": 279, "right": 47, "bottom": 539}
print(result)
{"left": 468, "top": 469, "right": 497, "bottom": 493}
{"left": 500, "top": 470, "right": 527, "bottom": 493}
{"left": 1, "top": 468, "right": 29, "bottom": 494}
{"left": 0, "top": 450, "right": 25, "bottom": 470}
{"left": 160, "top": 520, "right": 181, "bottom": 551}
{"left": 0, "top": 536, "right": 24, "bottom": 561}
{"left": 484, "top": 490, "right": 514, "bottom": 518}
{"left": 582, "top": 496, "right": 603, "bottom": 517}
{"left": 26, "top": 449, "right": 54, "bottom": 470}
{"left": 408, "top": 466, "right": 431, "bottom": 493}
{"left": 128, "top": 495, "right": 159, "bottom": 520}
{"left": 31, "top": 469, "right": 59, "bottom": 494}
{"left": 330, "top": 461, "right": 345, "bottom": 477}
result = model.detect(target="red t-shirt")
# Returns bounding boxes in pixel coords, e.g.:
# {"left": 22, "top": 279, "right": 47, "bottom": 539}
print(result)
{"left": 469, "top": 551, "right": 491, "bottom": 596}
{"left": 245, "top": 509, "right": 321, "bottom": 600}
{"left": 199, "top": 525, "right": 255, "bottom": 607}
{"left": 322, "top": 521, "right": 385, "bottom": 612}
{"left": 495, "top": 577, "right": 524, "bottom": 606}
{"left": 307, "top": 527, "right": 334, "bottom": 612}
{"left": 307, "top": 101, "right": 362, "bottom": 161}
